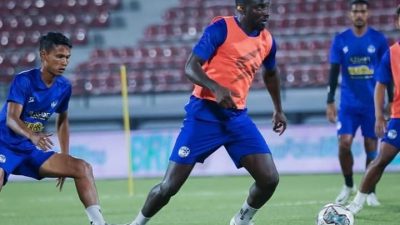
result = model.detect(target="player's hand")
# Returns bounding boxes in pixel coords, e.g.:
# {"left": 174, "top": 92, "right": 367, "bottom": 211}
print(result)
{"left": 375, "top": 115, "right": 387, "bottom": 138}
{"left": 56, "top": 177, "right": 66, "bottom": 192}
{"left": 213, "top": 85, "right": 239, "bottom": 109}
{"left": 326, "top": 103, "right": 337, "bottom": 123}
{"left": 272, "top": 111, "right": 287, "bottom": 135}
{"left": 30, "top": 133, "right": 54, "bottom": 151}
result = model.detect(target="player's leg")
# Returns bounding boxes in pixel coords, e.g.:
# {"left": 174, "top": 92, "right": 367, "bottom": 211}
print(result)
{"left": 347, "top": 142, "right": 399, "bottom": 214}
{"left": 131, "top": 116, "right": 224, "bottom": 225}
{"left": 225, "top": 117, "right": 277, "bottom": 225}
{"left": 360, "top": 110, "right": 380, "bottom": 206}
{"left": 335, "top": 108, "right": 359, "bottom": 204}
{"left": 130, "top": 162, "right": 194, "bottom": 225}
{"left": 38, "top": 152, "right": 106, "bottom": 225}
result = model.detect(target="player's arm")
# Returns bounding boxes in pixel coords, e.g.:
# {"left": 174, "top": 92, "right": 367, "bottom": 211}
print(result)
{"left": 56, "top": 111, "right": 70, "bottom": 155}
{"left": 374, "top": 49, "right": 392, "bottom": 137}
{"left": 375, "top": 82, "right": 387, "bottom": 138}
{"left": 6, "top": 102, "right": 53, "bottom": 150}
{"left": 262, "top": 39, "right": 287, "bottom": 135}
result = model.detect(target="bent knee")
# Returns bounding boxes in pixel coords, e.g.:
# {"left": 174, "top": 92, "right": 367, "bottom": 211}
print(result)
{"left": 73, "top": 159, "right": 93, "bottom": 177}
{"left": 159, "top": 181, "right": 181, "bottom": 197}
{"left": 257, "top": 172, "right": 279, "bottom": 190}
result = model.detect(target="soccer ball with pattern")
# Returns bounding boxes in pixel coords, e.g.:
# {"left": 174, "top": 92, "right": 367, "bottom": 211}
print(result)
{"left": 316, "top": 203, "right": 354, "bottom": 225}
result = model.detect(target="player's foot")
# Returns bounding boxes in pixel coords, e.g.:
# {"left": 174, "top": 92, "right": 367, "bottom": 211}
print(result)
{"left": 346, "top": 201, "right": 363, "bottom": 215}
{"left": 335, "top": 185, "right": 356, "bottom": 205}
{"left": 229, "top": 217, "right": 254, "bottom": 225}
{"left": 366, "top": 193, "right": 381, "bottom": 206}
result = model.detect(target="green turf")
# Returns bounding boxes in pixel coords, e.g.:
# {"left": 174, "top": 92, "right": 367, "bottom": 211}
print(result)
{"left": 0, "top": 173, "right": 399, "bottom": 225}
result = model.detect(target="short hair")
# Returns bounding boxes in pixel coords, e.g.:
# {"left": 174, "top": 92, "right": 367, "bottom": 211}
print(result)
{"left": 350, "top": 0, "right": 369, "bottom": 6}
{"left": 39, "top": 32, "right": 72, "bottom": 52}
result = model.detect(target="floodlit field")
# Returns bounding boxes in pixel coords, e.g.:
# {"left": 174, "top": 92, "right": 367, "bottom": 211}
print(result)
{"left": 0, "top": 173, "right": 398, "bottom": 225}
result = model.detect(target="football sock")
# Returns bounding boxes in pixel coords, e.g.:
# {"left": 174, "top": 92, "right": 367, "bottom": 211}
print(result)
{"left": 130, "top": 211, "right": 150, "bottom": 225}
{"left": 85, "top": 205, "right": 105, "bottom": 225}
{"left": 234, "top": 200, "right": 258, "bottom": 223}
{"left": 344, "top": 175, "right": 353, "bottom": 188}
{"left": 353, "top": 191, "right": 368, "bottom": 205}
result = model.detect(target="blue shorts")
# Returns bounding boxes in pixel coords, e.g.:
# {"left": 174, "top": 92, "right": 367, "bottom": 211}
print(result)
{"left": 337, "top": 106, "right": 376, "bottom": 138}
{"left": 382, "top": 118, "right": 400, "bottom": 149}
{"left": 169, "top": 96, "right": 271, "bottom": 168}
{"left": 0, "top": 145, "right": 55, "bottom": 185}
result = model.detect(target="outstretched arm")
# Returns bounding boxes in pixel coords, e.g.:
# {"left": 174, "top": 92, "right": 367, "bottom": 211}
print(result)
{"left": 326, "top": 63, "right": 340, "bottom": 123}
{"left": 262, "top": 67, "right": 287, "bottom": 135}
{"left": 185, "top": 53, "right": 237, "bottom": 109}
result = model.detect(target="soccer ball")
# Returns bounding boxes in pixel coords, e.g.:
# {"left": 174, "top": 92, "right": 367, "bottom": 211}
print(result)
{"left": 316, "top": 203, "right": 354, "bottom": 225}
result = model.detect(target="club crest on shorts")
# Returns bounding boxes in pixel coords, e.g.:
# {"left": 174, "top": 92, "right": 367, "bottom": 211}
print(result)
{"left": 178, "top": 146, "right": 190, "bottom": 158}
{"left": 0, "top": 154, "right": 6, "bottom": 163}
{"left": 388, "top": 129, "right": 397, "bottom": 139}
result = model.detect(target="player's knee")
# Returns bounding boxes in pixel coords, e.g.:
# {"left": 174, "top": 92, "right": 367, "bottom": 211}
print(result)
{"left": 339, "top": 140, "right": 352, "bottom": 151}
{"left": 257, "top": 172, "right": 279, "bottom": 190}
{"left": 74, "top": 159, "right": 94, "bottom": 178}
{"left": 159, "top": 181, "right": 180, "bottom": 197}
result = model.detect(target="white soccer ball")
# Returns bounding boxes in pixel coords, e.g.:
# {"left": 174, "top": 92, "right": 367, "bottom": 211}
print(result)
{"left": 316, "top": 203, "right": 354, "bottom": 225}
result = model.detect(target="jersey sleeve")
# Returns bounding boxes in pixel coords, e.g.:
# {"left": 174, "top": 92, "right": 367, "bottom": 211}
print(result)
{"left": 192, "top": 18, "right": 227, "bottom": 61}
{"left": 329, "top": 35, "right": 341, "bottom": 64}
{"left": 375, "top": 49, "right": 392, "bottom": 85}
{"left": 377, "top": 34, "right": 389, "bottom": 60}
{"left": 7, "top": 75, "right": 30, "bottom": 105}
{"left": 262, "top": 38, "right": 277, "bottom": 70}
{"left": 55, "top": 84, "right": 71, "bottom": 113}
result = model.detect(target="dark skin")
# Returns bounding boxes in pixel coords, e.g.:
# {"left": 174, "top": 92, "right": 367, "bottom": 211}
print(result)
{"left": 139, "top": 0, "right": 287, "bottom": 218}
{"left": 326, "top": 3, "right": 377, "bottom": 187}
{"left": 0, "top": 45, "right": 100, "bottom": 207}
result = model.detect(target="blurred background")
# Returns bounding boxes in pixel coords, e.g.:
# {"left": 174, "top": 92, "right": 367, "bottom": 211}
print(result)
{"left": 1, "top": 0, "right": 400, "bottom": 179}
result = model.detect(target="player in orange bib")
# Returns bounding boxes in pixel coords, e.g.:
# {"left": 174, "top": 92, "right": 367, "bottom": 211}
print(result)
{"left": 129, "top": 1, "right": 287, "bottom": 225}
{"left": 347, "top": 5, "right": 400, "bottom": 215}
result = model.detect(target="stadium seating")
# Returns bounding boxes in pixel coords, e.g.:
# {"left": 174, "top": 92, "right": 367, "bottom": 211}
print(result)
{"left": 0, "top": 0, "right": 121, "bottom": 81}
{"left": 1, "top": 0, "right": 398, "bottom": 95}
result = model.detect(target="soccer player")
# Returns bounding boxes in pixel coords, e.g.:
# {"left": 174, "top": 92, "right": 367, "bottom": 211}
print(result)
{"left": 325, "top": 0, "right": 390, "bottom": 205}
{"left": 129, "top": 0, "right": 286, "bottom": 225}
{"left": 0, "top": 32, "right": 111, "bottom": 225}
{"left": 347, "top": 5, "right": 400, "bottom": 214}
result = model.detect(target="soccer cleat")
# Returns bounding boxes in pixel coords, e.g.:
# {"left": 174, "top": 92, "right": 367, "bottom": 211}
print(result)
{"left": 229, "top": 217, "right": 254, "bottom": 225}
{"left": 335, "top": 185, "right": 356, "bottom": 205}
{"left": 346, "top": 201, "right": 364, "bottom": 215}
{"left": 366, "top": 193, "right": 381, "bottom": 206}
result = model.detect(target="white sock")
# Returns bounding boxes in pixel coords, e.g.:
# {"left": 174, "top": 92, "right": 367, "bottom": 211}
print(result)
{"left": 130, "top": 211, "right": 150, "bottom": 225}
{"left": 85, "top": 205, "right": 105, "bottom": 225}
{"left": 234, "top": 201, "right": 258, "bottom": 224}
{"left": 353, "top": 191, "right": 368, "bottom": 205}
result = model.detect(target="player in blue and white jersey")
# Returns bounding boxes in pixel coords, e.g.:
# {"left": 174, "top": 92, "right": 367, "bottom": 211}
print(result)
{"left": 0, "top": 32, "right": 112, "bottom": 225}
{"left": 325, "top": 0, "right": 391, "bottom": 206}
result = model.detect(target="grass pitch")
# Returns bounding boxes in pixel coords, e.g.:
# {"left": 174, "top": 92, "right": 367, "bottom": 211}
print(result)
{"left": 0, "top": 173, "right": 399, "bottom": 225}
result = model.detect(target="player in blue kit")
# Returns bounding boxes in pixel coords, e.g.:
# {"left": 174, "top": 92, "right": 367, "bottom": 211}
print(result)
{"left": 0, "top": 32, "right": 112, "bottom": 225}
{"left": 129, "top": 1, "right": 286, "bottom": 225}
{"left": 325, "top": 0, "right": 391, "bottom": 206}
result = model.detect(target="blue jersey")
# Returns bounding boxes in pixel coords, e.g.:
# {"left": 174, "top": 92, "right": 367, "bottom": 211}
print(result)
{"left": 193, "top": 16, "right": 277, "bottom": 70}
{"left": 0, "top": 68, "right": 71, "bottom": 152}
{"left": 330, "top": 27, "right": 388, "bottom": 109}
